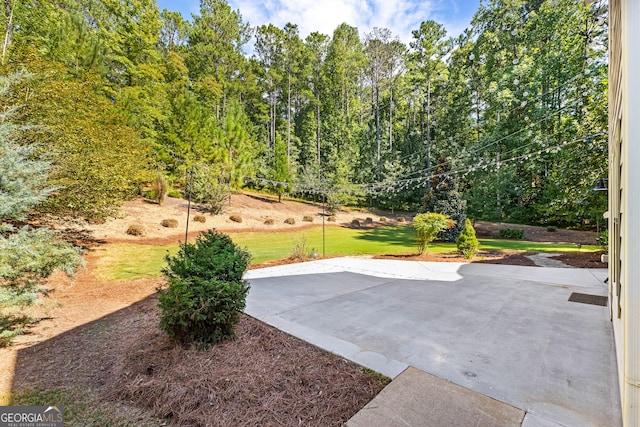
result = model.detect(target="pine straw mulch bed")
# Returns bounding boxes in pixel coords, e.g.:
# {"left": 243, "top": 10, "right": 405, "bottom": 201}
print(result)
{"left": 374, "top": 249, "right": 606, "bottom": 268}
{"left": 11, "top": 295, "right": 389, "bottom": 427}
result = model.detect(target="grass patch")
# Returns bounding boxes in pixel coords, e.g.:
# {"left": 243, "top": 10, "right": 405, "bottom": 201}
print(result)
{"left": 8, "top": 387, "right": 160, "bottom": 426}
{"left": 95, "top": 226, "right": 599, "bottom": 281}
{"left": 94, "top": 244, "right": 178, "bottom": 281}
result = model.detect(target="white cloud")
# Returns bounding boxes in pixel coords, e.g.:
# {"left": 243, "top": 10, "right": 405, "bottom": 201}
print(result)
{"left": 222, "top": 0, "right": 480, "bottom": 56}
{"left": 230, "top": 0, "right": 445, "bottom": 45}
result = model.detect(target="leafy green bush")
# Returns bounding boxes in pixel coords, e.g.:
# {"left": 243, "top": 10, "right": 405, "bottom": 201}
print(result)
{"left": 596, "top": 229, "right": 608, "bottom": 251}
{"left": 456, "top": 219, "right": 480, "bottom": 259}
{"left": 142, "top": 189, "right": 156, "bottom": 200}
{"left": 499, "top": 229, "right": 524, "bottom": 239}
{"left": 167, "top": 189, "right": 183, "bottom": 198}
{"left": 158, "top": 231, "right": 251, "bottom": 348}
{"left": 413, "top": 213, "right": 453, "bottom": 254}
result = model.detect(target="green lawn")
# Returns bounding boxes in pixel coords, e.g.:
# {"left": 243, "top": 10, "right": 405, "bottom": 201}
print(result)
{"left": 94, "top": 224, "right": 599, "bottom": 281}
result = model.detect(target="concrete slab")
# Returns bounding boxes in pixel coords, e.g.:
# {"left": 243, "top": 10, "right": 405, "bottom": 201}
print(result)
{"left": 346, "top": 367, "right": 525, "bottom": 427}
{"left": 246, "top": 259, "right": 620, "bottom": 427}
{"left": 521, "top": 413, "right": 567, "bottom": 427}
{"left": 525, "top": 253, "right": 571, "bottom": 268}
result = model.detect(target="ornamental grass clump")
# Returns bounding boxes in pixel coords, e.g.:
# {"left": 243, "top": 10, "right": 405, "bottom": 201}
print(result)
{"left": 158, "top": 230, "right": 251, "bottom": 348}
{"left": 456, "top": 219, "right": 480, "bottom": 259}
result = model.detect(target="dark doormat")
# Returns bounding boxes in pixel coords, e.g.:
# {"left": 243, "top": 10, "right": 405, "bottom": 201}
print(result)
{"left": 568, "top": 292, "right": 608, "bottom": 306}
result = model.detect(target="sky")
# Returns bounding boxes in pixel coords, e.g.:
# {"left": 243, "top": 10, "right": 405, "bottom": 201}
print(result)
{"left": 156, "top": 0, "right": 480, "bottom": 49}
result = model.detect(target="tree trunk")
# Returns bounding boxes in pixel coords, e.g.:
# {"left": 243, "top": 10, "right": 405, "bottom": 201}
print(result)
{"left": 316, "top": 95, "right": 321, "bottom": 168}
{"left": 2, "top": 0, "right": 13, "bottom": 65}
{"left": 389, "top": 79, "right": 393, "bottom": 151}
{"left": 287, "top": 73, "right": 291, "bottom": 167}
{"left": 375, "top": 83, "right": 380, "bottom": 178}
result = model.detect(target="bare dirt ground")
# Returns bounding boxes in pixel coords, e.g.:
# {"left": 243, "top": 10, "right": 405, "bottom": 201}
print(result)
{"left": 54, "top": 192, "right": 409, "bottom": 245}
{"left": 0, "top": 192, "right": 605, "bottom": 425}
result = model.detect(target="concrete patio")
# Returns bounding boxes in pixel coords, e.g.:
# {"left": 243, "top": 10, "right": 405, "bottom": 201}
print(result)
{"left": 244, "top": 258, "right": 620, "bottom": 427}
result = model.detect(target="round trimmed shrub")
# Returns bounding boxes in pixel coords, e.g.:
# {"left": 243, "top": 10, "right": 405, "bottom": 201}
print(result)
{"left": 229, "top": 214, "right": 243, "bottom": 223}
{"left": 303, "top": 215, "right": 314, "bottom": 222}
{"left": 158, "top": 230, "right": 251, "bottom": 348}
{"left": 193, "top": 215, "right": 206, "bottom": 223}
{"left": 126, "top": 224, "right": 145, "bottom": 236}
{"left": 365, "top": 217, "right": 373, "bottom": 224}
{"left": 264, "top": 218, "right": 275, "bottom": 225}
{"left": 284, "top": 218, "right": 295, "bottom": 225}
{"left": 351, "top": 219, "right": 361, "bottom": 228}
{"left": 456, "top": 219, "right": 480, "bottom": 259}
{"left": 327, "top": 216, "right": 336, "bottom": 222}
{"left": 397, "top": 217, "right": 406, "bottom": 223}
{"left": 379, "top": 217, "right": 387, "bottom": 222}
{"left": 161, "top": 219, "right": 179, "bottom": 228}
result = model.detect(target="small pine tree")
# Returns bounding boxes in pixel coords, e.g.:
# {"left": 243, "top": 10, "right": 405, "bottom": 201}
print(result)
{"left": 190, "top": 164, "right": 230, "bottom": 215}
{"left": 158, "top": 231, "right": 251, "bottom": 348}
{"left": 456, "top": 219, "right": 480, "bottom": 259}
{"left": 422, "top": 156, "right": 467, "bottom": 242}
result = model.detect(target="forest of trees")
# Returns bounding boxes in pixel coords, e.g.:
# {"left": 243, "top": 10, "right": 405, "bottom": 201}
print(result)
{"left": 1, "top": 0, "right": 609, "bottom": 228}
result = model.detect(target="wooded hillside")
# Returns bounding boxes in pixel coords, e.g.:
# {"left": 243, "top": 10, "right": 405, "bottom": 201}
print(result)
{"left": 1, "top": 0, "right": 608, "bottom": 227}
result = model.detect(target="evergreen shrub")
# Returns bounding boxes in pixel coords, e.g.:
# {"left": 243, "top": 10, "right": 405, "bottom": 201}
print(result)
{"left": 229, "top": 215, "right": 242, "bottom": 223}
{"left": 158, "top": 231, "right": 251, "bottom": 348}
{"left": 456, "top": 219, "right": 480, "bottom": 259}
{"left": 167, "top": 189, "right": 182, "bottom": 199}
{"left": 191, "top": 165, "right": 229, "bottom": 215}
